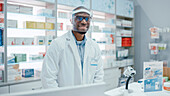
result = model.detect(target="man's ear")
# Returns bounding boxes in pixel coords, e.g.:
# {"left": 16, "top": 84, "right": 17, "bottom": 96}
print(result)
{"left": 70, "top": 19, "right": 73, "bottom": 24}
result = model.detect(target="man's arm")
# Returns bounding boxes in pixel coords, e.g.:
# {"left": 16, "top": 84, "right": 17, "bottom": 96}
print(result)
{"left": 41, "top": 42, "right": 60, "bottom": 89}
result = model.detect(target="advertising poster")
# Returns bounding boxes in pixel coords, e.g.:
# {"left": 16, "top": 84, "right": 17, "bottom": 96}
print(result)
{"left": 143, "top": 61, "right": 163, "bottom": 92}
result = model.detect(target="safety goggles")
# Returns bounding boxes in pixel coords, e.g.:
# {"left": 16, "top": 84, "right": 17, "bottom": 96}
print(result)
{"left": 75, "top": 16, "right": 91, "bottom": 22}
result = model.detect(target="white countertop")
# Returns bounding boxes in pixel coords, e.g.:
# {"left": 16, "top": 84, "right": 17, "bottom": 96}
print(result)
{"left": 105, "top": 83, "right": 170, "bottom": 96}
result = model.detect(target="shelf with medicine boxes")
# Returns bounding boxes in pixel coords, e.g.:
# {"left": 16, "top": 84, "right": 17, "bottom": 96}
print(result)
{"left": 115, "top": 0, "right": 135, "bottom": 87}
{"left": 0, "top": 0, "right": 57, "bottom": 83}
{"left": 0, "top": 0, "right": 4, "bottom": 84}
{"left": 91, "top": 10, "right": 116, "bottom": 69}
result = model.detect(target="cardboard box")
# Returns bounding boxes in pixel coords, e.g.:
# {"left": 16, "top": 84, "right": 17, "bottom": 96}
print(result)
{"left": 7, "top": 4, "right": 19, "bottom": 13}
{"left": 19, "top": 6, "right": 33, "bottom": 15}
{"left": 24, "top": 21, "right": 36, "bottom": 29}
{"left": 163, "top": 67, "right": 170, "bottom": 80}
{"left": 36, "top": 22, "right": 45, "bottom": 29}
{"left": 45, "top": 23, "right": 54, "bottom": 30}
{"left": 7, "top": 20, "right": 17, "bottom": 28}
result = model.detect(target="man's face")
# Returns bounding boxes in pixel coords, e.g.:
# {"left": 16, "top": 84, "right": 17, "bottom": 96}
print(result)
{"left": 72, "top": 12, "right": 91, "bottom": 33}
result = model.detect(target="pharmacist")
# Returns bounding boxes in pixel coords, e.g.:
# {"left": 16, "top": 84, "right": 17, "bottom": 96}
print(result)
{"left": 41, "top": 6, "right": 104, "bottom": 88}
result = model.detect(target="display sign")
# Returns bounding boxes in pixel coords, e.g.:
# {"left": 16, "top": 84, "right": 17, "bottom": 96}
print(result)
{"left": 116, "top": 0, "right": 134, "bottom": 18}
{"left": 58, "top": 0, "right": 90, "bottom": 9}
{"left": 143, "top": 61, "right": 163, "bottom": 92}
{"left": 92, "top": 0, "right": 115, "bottom": 14}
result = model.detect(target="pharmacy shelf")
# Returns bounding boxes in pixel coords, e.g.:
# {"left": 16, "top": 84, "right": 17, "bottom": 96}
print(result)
{"left": 92, "top": 32, "right": 115, "bottom": 34}
{"left": 7, "top": 45, "right": 46, "bottom": 54}
{"left": 7, "top": 0, "right": 55, "bottom": 7}
{"left": 119, "top": 64, "right": 134, "bottom": 68}
{"left": 116, "top": 25, "right": 133, "bottom": 29}
{"left": 7, "top": 28, "right": 55, "bottom": 31}
{"left": 0, "top": 77, "right": 40, "bottom": 87}
{"left": 7, "top": 28, "right": 48, "bottom": 38}
{"left": 116, "top": 15, "right": 134, "bottom": 20}
{"left": 116, "top": 36, "right": 133, "bottom": 37}
{"left": 7, "top": 12, "right": 55, "bottom": 19}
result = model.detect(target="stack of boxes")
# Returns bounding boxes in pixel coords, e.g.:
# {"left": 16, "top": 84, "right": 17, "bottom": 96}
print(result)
{"left": 24, "top": 21, "right": 54, "bottom": 30}
{"left": 122, "top": 37, "right": 132, "bottom": 47}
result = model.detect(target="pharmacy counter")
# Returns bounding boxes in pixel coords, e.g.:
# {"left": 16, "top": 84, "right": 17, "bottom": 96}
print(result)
{"left": 105, "top": 83, "right": 170, "bottom": 96}
{"left": 0, "top": 77, "right": 40, "bottom": 87}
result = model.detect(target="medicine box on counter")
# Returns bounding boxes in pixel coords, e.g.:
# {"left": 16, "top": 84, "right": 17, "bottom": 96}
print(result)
{"left": 22, "top": 69, "right": 34, "bottom": 77}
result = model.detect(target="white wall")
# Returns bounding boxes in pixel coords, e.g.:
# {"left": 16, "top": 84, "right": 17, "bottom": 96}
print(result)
{"left": 134, "top": 0, "right": 170, "bottom": 81}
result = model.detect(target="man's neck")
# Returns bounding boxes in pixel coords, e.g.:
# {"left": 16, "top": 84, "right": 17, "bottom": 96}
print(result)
{"left": 72, "top": 31, "right": 85, "bottom": 41}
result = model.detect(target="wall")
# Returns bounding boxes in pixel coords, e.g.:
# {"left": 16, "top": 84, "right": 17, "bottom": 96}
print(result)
{"left": 134, "top": 0, "right": 170, "bottom": 81}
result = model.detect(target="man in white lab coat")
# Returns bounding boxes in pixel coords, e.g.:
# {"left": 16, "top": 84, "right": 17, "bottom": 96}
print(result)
{"left": 41, "top": 6, "right": 104, "bottom": 88}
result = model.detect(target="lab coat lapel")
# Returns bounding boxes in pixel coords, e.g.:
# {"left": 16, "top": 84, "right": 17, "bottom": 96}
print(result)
{"left": 83, "top": 37, "right": 91, "bottom": 84}
{"left": 67, "top": 31, "right": 82, "bottom": 83}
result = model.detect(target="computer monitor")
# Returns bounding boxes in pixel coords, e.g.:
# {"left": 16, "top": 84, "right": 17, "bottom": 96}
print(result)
{"left": 4, "top": 82, "right": 106, "bottom": 96}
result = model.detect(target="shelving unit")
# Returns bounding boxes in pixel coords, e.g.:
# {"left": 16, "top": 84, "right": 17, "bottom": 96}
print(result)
{"left": 115, "top": 0, "right": 134, "bottom": 87}
{"left": 0, "top": 0, "right": 135, "bottom": 93}
{"left": 0, "top": 0, "right": 56, "bottom": 84}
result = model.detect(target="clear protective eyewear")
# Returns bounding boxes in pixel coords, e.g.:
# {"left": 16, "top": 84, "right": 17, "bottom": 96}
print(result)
{"left": 75, "top": 16, "right": 91, "bottom": 22}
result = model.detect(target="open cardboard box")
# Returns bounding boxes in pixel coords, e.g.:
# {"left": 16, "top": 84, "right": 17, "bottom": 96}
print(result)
{"left": 163, "top": 67, "right": 170, "bottom": 79}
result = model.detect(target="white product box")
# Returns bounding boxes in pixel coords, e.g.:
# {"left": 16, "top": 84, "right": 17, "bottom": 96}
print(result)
{"left": 7, "top": 38, "right": 15, "bottom": 45}
{"left": 34, "top": 36, "right": 45, "bottom": 45}
{"left": 116, "top": 20, "right": 121, "bottom": 26}
{"left": 37, "top": 9, "right": 54, "bottom": 17}
{"left": 116, "top": 37, "right": 122, "bottom": 47}
{"left": 7, "top": 20, "right": 17, "bottom": 28}
{"left": 15, "top": 38, "right": 25, "bottom": 45}
{"left": 7, "top": 4, "right": 19, "bottom": 13}
{"left": 19, "top": 6, "right": 33, "bottom": 15}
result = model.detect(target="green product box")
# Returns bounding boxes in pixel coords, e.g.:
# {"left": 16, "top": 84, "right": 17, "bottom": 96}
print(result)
{"left": 14, "top": 54, "right": 27, "bottom": 63}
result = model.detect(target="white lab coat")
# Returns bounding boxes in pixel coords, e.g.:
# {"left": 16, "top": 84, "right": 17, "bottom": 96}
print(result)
{"left": 41, "top": 31, "right": 104, "bottom": 88}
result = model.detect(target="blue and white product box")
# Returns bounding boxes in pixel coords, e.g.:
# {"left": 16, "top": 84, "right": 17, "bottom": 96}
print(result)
{"left": 22, "top": 69, "right": 34, "bottom": 77}
{"left": 143, "top": 61, "right": 163, "bottom": 92}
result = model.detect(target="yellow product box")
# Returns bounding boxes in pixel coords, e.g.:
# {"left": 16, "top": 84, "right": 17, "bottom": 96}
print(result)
{"left": 36, "top": 22, "right": 45, "bottom": 29}
{"left": 24, "top": 21, "right": 36, "bottom": 29}
{"left": 45, "top": 22, "right": 54, "bottom": 30}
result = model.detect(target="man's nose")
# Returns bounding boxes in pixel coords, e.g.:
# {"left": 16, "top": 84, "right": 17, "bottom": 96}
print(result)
{"left": 81, "top": 19, "right": 87, "bottom": 24}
